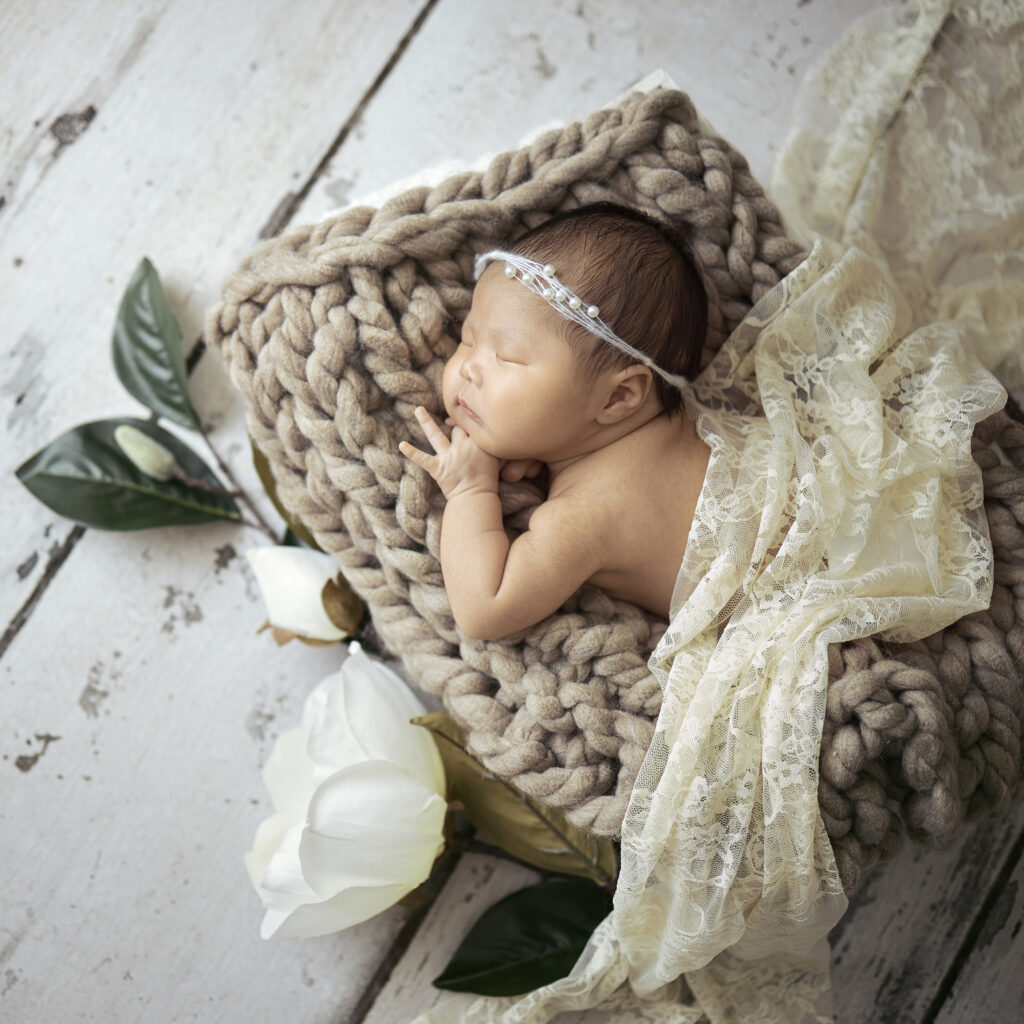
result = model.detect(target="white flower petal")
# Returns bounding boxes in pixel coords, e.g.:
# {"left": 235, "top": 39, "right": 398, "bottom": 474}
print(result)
{"left": 307, "top": 760, "right": 445, "bottom": 838}
{"left": 258, "top": 823, "right": 316, "bottom": 905}
{"left": 246, "top": 546, "right": 347, "bottom": 641}
{"left": 247, "top": 644, "right": 451, "bottom": 941}
{"left": 244, "top": 812, "right": 292, "bottom": 891}
{"left": 261, "top": 725, "right": 315, "bottom": 820}
{"left": 313, "top": 644, "right": 445, "bottom": 794}
{"left": 261, "top": 881, "right": 412, "bottom": 939}
{"left": 300, "top": 824, "right": 444, "bottom": 895}
{"left": 304, "top": 687, "right": 371, "bottom": 774}
{"left": 299, "top": 761, "right": 446, "bottom": 894}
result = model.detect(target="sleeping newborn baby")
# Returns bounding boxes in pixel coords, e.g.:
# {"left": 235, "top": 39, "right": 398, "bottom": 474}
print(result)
{"left": 400, "top": 202, "right": 712, "bottom": 640}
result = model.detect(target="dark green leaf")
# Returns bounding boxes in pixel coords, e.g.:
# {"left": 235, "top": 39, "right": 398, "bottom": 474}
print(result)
{"left": 413, "top": 712, "right": 617, "bottom": 885}
{"left": 112, "top": 257, "right": 199, "bottom": 429}
{"left": 433, "top": 879, "right": 610, "bottom": 996}
{"left": 15, "top": 418, "right": 240, "bottom": 530}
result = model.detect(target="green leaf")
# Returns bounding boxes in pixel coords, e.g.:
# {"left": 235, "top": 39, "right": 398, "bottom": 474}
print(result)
{"left": 15, "top": 418, "right": 241, "bottom": 530}
{"left": 112, "top": 257, "right": 199, "bottom": 429}
{"left": 433, "top": 879, "right": 610, "bottom": 996}
{"left": 412, "top": 713, "right": 617, "bottom": 885}
{"left": 250, "top": 437, "right": 322, "bottom": 551}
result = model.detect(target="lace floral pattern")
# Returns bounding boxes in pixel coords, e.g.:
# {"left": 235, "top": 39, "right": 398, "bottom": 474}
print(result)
{"left": 411, "top": 1, "right": 1022, "bottom": 1021}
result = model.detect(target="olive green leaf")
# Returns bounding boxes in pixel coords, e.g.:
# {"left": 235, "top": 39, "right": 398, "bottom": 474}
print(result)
{"left": 250, "top": 438, "right": 322, "bottom": 551}
{"left": 411, "top": 712, "right": 617, "bottom": 885}
{"left": 321, "top": 576, "right": 365, "bottom": 636}
{"left": 16, "top": 418, "right": 240, "bottom": 530}
{"left": 111, "top": 257, "right": 199, "bottom": 429}
{"left": 433, "top": 879, "right": 610, "bottom": 996}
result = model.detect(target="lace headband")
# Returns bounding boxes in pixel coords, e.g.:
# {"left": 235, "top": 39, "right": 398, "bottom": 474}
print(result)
{"left": 473, "top": 250, "right": 690, "bottom": 389}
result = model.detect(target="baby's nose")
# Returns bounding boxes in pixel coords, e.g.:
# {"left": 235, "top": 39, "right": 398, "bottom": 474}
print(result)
{"left": 460, "top": 357, "right": 482, "bottom": 387}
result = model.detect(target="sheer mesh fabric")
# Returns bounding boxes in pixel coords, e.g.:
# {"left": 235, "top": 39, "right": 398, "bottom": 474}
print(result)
{"left": 411, "top": 1, "right": 1024, "bottom": 1021}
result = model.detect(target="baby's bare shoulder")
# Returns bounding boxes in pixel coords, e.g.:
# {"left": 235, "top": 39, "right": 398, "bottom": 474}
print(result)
{"left": 549, "top": 436, "right": 672, "bottom": 528}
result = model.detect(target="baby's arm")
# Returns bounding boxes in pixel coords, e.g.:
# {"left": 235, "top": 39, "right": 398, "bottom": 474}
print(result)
{"left": 400, "top": 407, "right": 601, "bottom": 640}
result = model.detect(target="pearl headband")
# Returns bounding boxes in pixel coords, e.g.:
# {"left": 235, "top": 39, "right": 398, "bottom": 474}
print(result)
{"left": 473, "top": 250, "right": 690, "bottom": 390}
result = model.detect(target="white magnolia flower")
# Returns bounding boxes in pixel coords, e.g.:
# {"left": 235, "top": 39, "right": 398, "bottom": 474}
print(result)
{"left": 245, "top": 643, "right": 447, "bottom": 939}
{"left": 246, "top": 546, "right": 347, "bottom": 642}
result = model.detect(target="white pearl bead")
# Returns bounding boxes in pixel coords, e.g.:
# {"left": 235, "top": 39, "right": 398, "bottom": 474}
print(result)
{"left": 522, "top": 272, "right": 534, "bottom": 284}
{"left": 554, "top": 289, "right": 567, "bottom": 302}
{"left": 568, "top": 296, "right": 582, "bottom": 310}
{"left": 587, "top": 305, "right": 600, "bottom": 318}
{"left": 504, "top": 264, "right": 516, "bottom": 277}
{"left": 541, "top": 287, "right": 555, "bottom": 300}
{"left": 543, "top": 264, "right": 555, "bottom": 275}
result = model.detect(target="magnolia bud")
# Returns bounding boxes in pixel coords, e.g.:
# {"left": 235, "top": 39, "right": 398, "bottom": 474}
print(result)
{"left": 114, "top": 424, "right": 178, "bottom": 481}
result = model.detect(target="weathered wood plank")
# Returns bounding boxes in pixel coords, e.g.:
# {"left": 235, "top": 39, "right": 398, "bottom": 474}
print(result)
{"left": 0, "top": 0, "right": 424, "bottom": 628}
{"left": 931, "top": 827, "right": 1024, "bottom": 1024}
{"left": 830, "top": 800, "right": 1024, "bottom": 1024}
{"left": 0, "top": 0, "right": 168, "bottom": 223}
{"left": 1, "top": 5, "right": 441, "bottom": 1017}
{"left": 0, "top": 524, "right": 412, "bottom": 1021}
{"left": 362, "top": 853, "right": 542, "bottom": 1024}
{"left": 294, "top": 0, "right": 880, "bottom": 226}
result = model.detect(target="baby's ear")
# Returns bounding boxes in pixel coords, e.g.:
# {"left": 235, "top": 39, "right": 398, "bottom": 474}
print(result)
{"left": 596, "top": 365, "right": 654, "bottom": 423}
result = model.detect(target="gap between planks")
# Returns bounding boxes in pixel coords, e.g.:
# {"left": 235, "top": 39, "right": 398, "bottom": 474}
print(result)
{"left": 921, "top": 824, "right": 1024, "bottom": 1024}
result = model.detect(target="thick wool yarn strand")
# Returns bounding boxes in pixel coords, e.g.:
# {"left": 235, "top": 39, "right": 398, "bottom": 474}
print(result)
{"left": 207, "top": 88, "right": 1024, "bottom": 892}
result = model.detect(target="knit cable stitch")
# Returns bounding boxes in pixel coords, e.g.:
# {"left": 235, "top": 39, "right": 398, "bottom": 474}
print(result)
{"left": 207, "top": 87, "right": 1024, "bottom": 892}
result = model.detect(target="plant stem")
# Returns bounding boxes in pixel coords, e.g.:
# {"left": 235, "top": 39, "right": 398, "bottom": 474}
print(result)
{"left": 195, "top": 419, "right": 280, "bottom": 543}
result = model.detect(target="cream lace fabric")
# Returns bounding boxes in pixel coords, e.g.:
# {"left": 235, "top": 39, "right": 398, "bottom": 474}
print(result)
{"left": 411, "top": 1, "right": 1023, "bottom": 1021}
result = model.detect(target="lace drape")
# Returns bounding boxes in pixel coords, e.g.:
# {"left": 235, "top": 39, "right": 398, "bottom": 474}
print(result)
{"left": 410, "top": 2, "right": 1023, "bottom": 1021}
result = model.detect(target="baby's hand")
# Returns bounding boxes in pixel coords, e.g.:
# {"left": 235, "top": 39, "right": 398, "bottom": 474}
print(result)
{"left": 399, "top": 406, "right": 500, "bottom": 500}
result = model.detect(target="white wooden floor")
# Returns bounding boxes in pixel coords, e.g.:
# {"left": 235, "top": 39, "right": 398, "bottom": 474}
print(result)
{"left": 2, "top": 2, "right": 1022, "bottom": 1022}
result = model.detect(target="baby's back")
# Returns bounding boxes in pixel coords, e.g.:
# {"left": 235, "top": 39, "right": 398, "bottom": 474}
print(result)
{"left": 570, "top": 411, "right": 711, "bottom": 618}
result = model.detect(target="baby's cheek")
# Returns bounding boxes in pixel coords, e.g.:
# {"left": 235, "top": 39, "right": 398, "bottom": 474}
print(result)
{"left": 441, "top": 359, "right": 459, "bottom": 415}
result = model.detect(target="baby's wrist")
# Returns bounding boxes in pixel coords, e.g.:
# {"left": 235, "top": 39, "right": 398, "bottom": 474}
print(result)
{"left": 446, "top": 476, "right": 499, "bottom": 502}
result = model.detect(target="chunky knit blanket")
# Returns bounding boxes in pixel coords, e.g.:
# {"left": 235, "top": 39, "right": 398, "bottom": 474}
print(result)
{"left": 207, "top": 83, "right": 1024, "bottom": 895}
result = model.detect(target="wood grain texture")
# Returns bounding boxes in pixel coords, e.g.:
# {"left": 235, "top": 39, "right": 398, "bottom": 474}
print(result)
{"left": 831, "top": 801, "right": 1024, "bottom": 1023}
{"left": 362, "top": 853, "right": 542, "bottom": 1024}
{"left": 0, "top": 524, "right": 411, "bottom": 1021}
{"left": 0, "top": 0, "right": 423, "bottom": 627}
{"left": 932, "top": 828, "right": 1024, "bottom": 1024}
{"left": 295, "top": 0, "right": 883, "bottom": 226}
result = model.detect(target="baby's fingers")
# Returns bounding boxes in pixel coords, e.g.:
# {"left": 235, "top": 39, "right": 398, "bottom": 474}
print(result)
{"left": 414, "top": 406, "right": 450, "bottom": 452}
{"left": 399, "top": 440, "right": 437, "bottom": 476}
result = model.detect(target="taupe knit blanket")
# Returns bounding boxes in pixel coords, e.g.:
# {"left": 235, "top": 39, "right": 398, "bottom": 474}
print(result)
{"left": 207, "top": 88, "right": 1024, "bottom": 892}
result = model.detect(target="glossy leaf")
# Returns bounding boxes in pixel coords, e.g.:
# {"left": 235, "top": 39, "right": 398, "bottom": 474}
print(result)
{"left": 15, "top": 418, "right": 240, "bottom": 530}
{"left": 111, "top": 257, "right": 199, "bottom": 429}
{"left": 412, "top": 713, "right": 617, "bottom": 885}
{"left": 433, "top": 879, "right": 610, "bottom": 996}
{"left": 250, "top": 438, "right": 322, "bottom": 550}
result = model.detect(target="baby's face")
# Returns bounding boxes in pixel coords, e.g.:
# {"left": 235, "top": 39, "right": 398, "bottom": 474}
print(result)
{"left": 442, "top": 266, "right": 603, "bottom": 463}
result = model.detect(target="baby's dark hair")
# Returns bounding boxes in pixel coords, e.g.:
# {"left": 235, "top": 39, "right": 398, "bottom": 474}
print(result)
{"left": 507, "top": 202, "right": 707, "bottom": 413}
